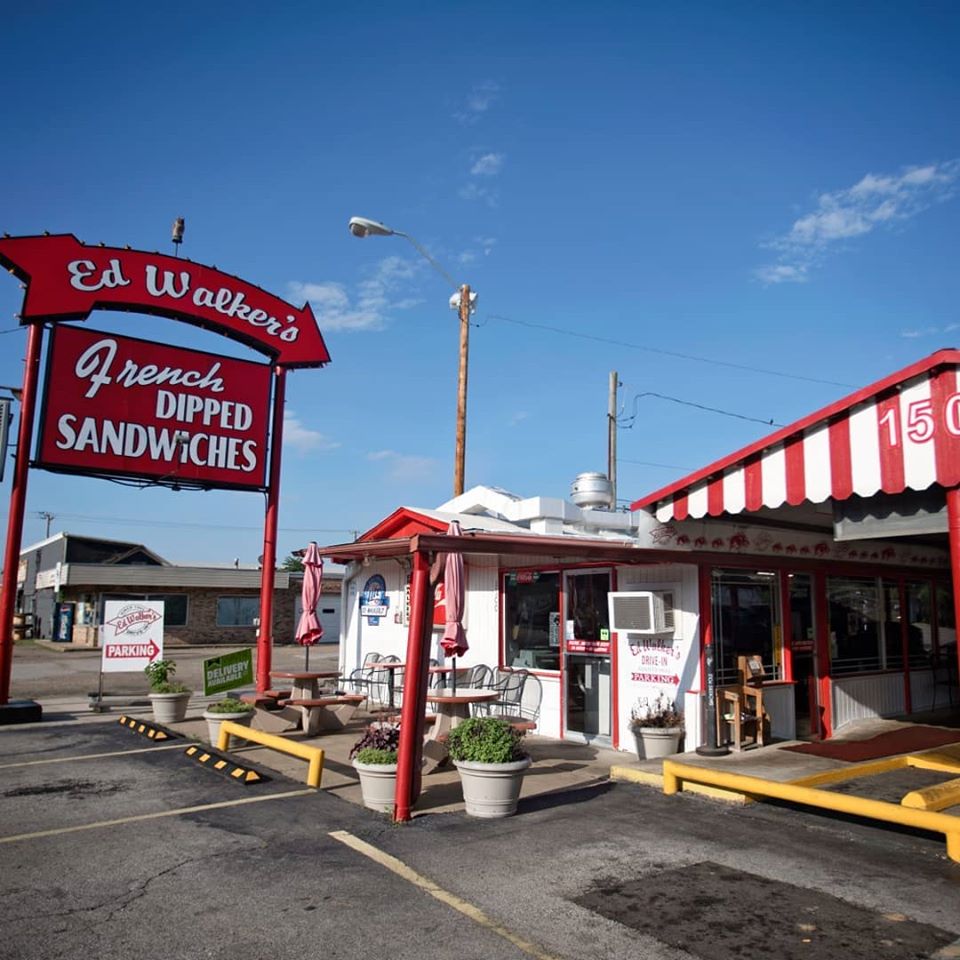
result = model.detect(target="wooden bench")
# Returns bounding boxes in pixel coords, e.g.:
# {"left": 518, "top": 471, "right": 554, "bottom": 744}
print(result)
{"left": 279, "top": 694, "right": 366, "bottom": 735}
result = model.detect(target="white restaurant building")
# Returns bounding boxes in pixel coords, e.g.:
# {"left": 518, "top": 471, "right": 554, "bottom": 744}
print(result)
{"left": 322, "top": 351, "right": 960, "bottom": 751}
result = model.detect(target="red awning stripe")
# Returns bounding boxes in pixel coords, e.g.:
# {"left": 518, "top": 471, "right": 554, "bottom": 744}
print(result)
{"left": 647, "top": 362, "right": 960, "bottom": 521}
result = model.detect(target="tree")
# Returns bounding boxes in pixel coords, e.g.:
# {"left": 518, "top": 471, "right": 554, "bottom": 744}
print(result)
{"left": 279, "top": 553, "right": 304, "bottom": 572}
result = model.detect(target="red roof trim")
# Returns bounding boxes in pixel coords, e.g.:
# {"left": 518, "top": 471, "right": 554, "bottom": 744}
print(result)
{"left": 630, "top": 349, "right": 960, "bottom": 512}
{"left": 358, "top": 508, "right": 448, "bottom": 542}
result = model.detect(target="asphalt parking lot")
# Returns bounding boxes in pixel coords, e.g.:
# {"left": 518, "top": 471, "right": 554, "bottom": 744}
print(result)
{"left": 2, "top": 716, "right": 960, "bottom": 960}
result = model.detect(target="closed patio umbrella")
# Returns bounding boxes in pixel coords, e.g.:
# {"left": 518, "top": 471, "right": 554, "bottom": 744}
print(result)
{"left": 440, "top": 521, "right": 468, "bottom": 694}
{"left": 295, "top": 542, "right": 324, "bottom": 670}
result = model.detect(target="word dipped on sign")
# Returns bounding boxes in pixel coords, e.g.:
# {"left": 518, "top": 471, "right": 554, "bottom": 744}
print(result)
{"left": 38, "top": 325, "right": 271, "bottom": 490}
{"left": 0, "top": 234, "right": 330, "bottom": 368}
{"left": 102, "top": 600, "right": 164, "bottom": 673}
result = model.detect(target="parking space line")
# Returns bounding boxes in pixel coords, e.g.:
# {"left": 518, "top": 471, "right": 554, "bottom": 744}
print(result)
{"left": 0, "top": 743, "right": 187, "bottom": 769}
{"left": 329, "top": 830, "right": 562, "bottom": 960}
{"left": 0, "top": 788, "right": 314, "bottom": 844}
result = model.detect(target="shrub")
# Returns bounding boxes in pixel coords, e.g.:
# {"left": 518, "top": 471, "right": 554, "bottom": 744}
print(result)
{"left": 144, "top": 659, "right": 189, "bottom": 694}
{"left": 350, "top": 722, "right": 400, "bottom": 760}
{"left": 354, "top": 747, "right": 398, "bottom": 765}
{"left": 207, "top": 697, "right": 253, "bottom": 714}
{"left": 446, "top": 716, "right": 526, "bottom": 764}
{"left": 630, "top": 691, "right": 684, "bottom": 731}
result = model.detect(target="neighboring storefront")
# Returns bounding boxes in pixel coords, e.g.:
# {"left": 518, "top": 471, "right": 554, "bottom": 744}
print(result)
{"left": 322, "top": 350, "right": 959, "bottom": 753}
{"left": 15, "top": 532, "right": 341, "bottom": 646}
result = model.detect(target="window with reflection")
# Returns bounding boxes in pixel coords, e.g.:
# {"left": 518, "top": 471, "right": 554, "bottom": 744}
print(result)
{"left": 937, "top": 583, "right": 956, "bottom": 664}
{"left": 828, "top": 577, "right": 882, "bottom": 674}
{"left": 503, "top": 571, "right": 560, "bottom": 671}
{"left": 711, "top": 569, "right": 781, "bottom": 685}
{"left": 564, "top": 570, "right": 611, "bottom": 645}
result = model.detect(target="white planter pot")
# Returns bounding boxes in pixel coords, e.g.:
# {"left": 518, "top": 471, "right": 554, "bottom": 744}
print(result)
{"left": 148, "top": 692, "right": 191, "bottom": 724}
{"left": 353, "top": 760, "right": 398, "bottom": 813}
{"left": 634, "top": 726, "right": 683, "bottom": 760}
{"left": 453, "top": 757, "right": 532, "bottom": 818}
{"left": 203, "top": 709, "right": 254, "bottom": 745}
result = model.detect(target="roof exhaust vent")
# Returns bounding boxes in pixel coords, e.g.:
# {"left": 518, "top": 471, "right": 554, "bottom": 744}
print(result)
{"left": 570, "top": 472, "right": 614, "bottom": 510}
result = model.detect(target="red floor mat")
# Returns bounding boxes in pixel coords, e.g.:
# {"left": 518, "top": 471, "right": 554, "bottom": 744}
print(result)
{"left": 782, "top": 726, "right": 960, "bottom": 762}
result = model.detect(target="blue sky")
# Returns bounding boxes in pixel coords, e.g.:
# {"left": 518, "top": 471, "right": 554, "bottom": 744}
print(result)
{"left": 1, "top": 1, "right": 958, "bottom": 563}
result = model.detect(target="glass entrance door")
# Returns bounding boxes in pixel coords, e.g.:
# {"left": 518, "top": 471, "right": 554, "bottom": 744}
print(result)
{"left": 563, "top": 569, "right": 612, "bottom": 741}
{"left": 788, "top": 573, "right": 818, "bottom": 739}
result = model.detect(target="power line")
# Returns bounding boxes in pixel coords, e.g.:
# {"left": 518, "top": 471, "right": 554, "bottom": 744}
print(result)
{"left": 485, "top": 314, "right": 854, "bottom": 388}
{"left": 618, "top": 391, "right": 784, "bottom": 429}
{"left": 619, "top": 458, "right": 693, "bottom": 470}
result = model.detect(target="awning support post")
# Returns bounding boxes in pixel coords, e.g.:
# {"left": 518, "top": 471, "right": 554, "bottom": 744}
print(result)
{"left": 945, "top": 489, "right": 960, "bottom": 686}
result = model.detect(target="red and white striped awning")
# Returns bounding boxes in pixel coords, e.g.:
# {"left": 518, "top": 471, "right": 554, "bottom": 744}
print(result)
{"left": 631, "top": 350, "right": 960, "bottom": 523}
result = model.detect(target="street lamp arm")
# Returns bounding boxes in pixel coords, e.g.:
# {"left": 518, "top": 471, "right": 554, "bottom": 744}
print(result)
{"left": 394, "top": 232, "right": 460, "bottom": 292}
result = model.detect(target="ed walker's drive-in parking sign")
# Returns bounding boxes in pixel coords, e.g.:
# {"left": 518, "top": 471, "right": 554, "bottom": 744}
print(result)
{"left": 101, "top": 600, "right": 164, "bottom": 673}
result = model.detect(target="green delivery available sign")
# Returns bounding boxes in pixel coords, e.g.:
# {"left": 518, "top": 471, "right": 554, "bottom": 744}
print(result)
{"left": 202, "top": 649, "right": 254, "bottom": 696}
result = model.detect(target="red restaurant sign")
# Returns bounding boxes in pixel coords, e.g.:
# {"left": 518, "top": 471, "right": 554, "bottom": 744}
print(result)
{"left": 0, "top": 234, "right": 330, "bottom": 368}
{"left": 37, "top": 325, "right": 272, "bottom": 490}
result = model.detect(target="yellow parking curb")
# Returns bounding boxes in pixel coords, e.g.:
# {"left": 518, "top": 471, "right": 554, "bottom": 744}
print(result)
{"left": 610, "top": 764, "right": 752, "bottom": 805}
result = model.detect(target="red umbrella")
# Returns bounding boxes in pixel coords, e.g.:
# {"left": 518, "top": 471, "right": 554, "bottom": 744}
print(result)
{"left": 440, "top": 521, "right": 468, "bottom": 693}
{"left": 295, "top": 542, "right": 324, "bottom": 669}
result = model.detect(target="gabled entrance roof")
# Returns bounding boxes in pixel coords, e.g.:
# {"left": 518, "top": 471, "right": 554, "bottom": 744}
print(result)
{"left": 631, "top": 349, "right": 960, "bottom": 522}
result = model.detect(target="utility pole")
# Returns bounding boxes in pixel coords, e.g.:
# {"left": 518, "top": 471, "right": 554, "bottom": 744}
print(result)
{"left": 454, "top": 283, "right": 471, "bottom": 497}
{"left": 608, "top": 371, "right": 619, "bottom": 508}
{"left": 38, "top": 511, "right": 54, "bottom": 538}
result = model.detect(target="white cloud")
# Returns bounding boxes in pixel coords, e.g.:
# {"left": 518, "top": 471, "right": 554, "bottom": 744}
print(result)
{"left": 283, "top": 410, "right": 340, "bottom": 453}
{"left": 756, "top": 160, "right": 959, "bottom": 284}
{"left": 288, "top": 255, "right": 423, "bottom": 332}
{"left": 471, "top": 152, "right": 505, "bottom": 176}
{"left": 900, "top": 323, "right": 960, "bottom": 339}
{"left": 458, "top": 236, "right": 497, "bottom": 264}
{"left": 508, "top": 411, "right": 529, "bottom": 427}
{"left": 454, "top": 81, "right": 500, "bottom": 124}
{"left": 366, "top": 449, "right": 436, "bottom": 481}
{"left": 459, "top": 181, "right": 499, "bottom": 207}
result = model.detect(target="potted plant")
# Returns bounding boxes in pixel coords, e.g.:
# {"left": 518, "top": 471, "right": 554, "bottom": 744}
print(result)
{"left": 350, "top": 722, "right": 400, "bottom": 813}
{"left": 630, "top": 691, "right": 684, "bottom": 759}
{"left": 447, "top": 716, "right": 531, "bottom": 819}
{"left": 202, "top": 696, "right": 254, "bottom": 744}
{"left": 144, "top": 659, "right": 192, "bottom": 724}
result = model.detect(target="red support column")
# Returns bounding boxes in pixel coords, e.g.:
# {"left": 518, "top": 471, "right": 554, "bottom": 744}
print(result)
{"left": 813, "top": 570, "right": 832, "bottom": 740}
{"left": 945, "top": 489, "right": 960, "bottom": 690}
{"left": 255, "top": 366, "right": 287, "bottom": 694}
{"left": 395, "top": 549, "right": 431, "bottom": 822}
{"left": 0, "top": 323, "right": 43, "bottom": 705}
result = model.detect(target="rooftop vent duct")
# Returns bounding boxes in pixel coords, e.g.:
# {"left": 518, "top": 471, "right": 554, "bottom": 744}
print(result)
{"left": 570, "top": 471, "right": 614, "bottom": 510}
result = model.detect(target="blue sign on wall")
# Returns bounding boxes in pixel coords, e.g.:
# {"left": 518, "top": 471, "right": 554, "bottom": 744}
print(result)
{"left": 359, "top": 574, "right": 389, "bottom": 626}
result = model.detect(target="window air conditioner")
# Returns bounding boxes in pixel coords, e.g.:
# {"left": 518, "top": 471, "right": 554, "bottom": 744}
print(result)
{"left": 607, "top": 591, "right": 675, "bottom": 635}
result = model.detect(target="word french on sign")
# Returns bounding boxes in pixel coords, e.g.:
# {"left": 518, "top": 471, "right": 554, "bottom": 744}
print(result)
{"left": 37, "top": 325, "right": 271, "bottom": 491}
{"left": 101, "top": 601, "right": 164, "bottom": 673}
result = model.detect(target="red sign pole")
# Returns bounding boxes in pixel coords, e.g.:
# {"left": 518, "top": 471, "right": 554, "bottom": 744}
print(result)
{"left": 0, "top": 324, "right": 44, "bottom": 705}
{"left": 255, "top": 366, "right": 287, "bottom": 693}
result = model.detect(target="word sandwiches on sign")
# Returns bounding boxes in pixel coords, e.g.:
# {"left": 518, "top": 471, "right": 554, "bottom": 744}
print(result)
{"left": 38, "top": 325, "right": 272, "bottom": 490}
{"left": 0, "top": 234, "right": 330, "bottom": 368}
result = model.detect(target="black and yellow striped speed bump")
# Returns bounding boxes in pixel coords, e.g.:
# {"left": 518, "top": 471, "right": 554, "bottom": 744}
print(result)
{"left": 184, "top": 745, "right": 270, "bottom": 785}
{"left": 117, "top": 715, "right": 181, "bottom": 741}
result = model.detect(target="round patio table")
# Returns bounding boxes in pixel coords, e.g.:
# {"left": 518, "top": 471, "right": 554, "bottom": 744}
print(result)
{"left": 424, "top": 689, "right": 500, "bottom": 742}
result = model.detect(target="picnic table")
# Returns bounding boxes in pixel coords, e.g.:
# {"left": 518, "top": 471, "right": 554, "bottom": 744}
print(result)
{"left": 424, "top": 688, "right": 500, "bottom": 742}
{"left": 244, "top": 671, "right": 361, "bottom": 736}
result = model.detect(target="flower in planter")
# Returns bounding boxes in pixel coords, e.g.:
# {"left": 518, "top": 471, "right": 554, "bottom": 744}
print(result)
{"left": 206, "top": 697, "right": 252, "bottom": 715}
{"left": 630, "top": 691, "right": 683, "bottom": 731}
{"left": 144, "top": 659, "right": 190, "bottom": 694}
{"left": 350, "top": 722, "right": 400, "bottom": 764}
{"left": 446, "top": 716, "right": 528, "bottom": 765}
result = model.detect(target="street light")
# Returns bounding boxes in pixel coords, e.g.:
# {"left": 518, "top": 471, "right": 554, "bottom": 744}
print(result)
{"left": 348, "top": 216, "right": 477, "bottom": 497}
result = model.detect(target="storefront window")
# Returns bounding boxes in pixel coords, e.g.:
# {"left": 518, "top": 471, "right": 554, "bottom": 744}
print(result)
{"left": 905, "top": 581, "right": 934, "bottom": 667}
{"left": 881, "top": 580, "right": 905, "bottom": 671}
{"left": 711, "top": 570, "right": 782, "bottom": 685}
{"left": 828, "top": 577, "right": 883, "bottom": 674}
{"left": 564, "top": 570, "right": 611, "bottom": 652}
{"left": 217, "top": 596, "right": 260, "bottom": 627}
{"left": 503, "top": 571, "right": 560, "bottom": 671}
{"left": 937, "top": 583, "right": 956, "bottom": 664}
